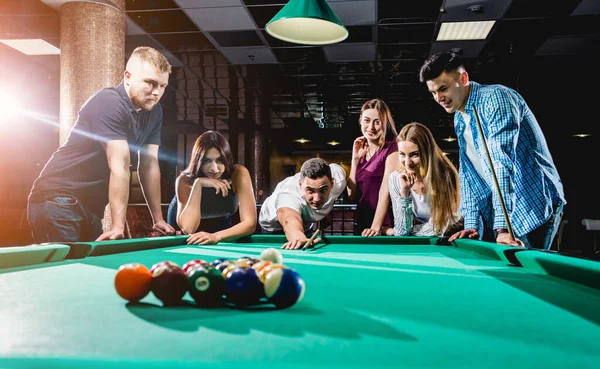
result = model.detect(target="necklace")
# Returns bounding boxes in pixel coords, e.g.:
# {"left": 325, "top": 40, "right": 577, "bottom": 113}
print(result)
{"left": 366, "top": 144, "right": 380, "bottom": 160}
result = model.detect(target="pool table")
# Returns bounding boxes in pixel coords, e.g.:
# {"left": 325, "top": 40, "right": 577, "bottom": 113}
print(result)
{"left": 1, "top": 235, "right": 600, "bottom": 369}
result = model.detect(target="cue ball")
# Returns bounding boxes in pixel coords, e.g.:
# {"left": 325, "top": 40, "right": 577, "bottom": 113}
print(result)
{"left": 260, "top": 247, "right": 283, "bottom": 264}
{"left": 114, "top": 263, "right": 152, "bottom": 302}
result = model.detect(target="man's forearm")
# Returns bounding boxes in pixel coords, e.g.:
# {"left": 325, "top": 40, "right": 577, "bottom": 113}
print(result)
{"left": 277, "top": 209, "right": 306, "bottom": 241}
{"left": 138, "top": 160, "right": 164, "bottom": 223}
{"left": 109, "top": 169, "right": 130, "bottom": 230}
{"left": 282, "top": 216, "right": 306, "bottom": 240}
{"left": 347, "top": 158, "right": 360, "bottom": 200}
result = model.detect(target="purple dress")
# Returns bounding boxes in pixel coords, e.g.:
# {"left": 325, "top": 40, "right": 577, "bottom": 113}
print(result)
{"left": 355, "top": 137, "right": 398, "bottom": 232}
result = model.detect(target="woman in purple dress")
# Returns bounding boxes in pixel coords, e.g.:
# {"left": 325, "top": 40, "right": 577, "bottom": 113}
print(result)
{"left": 347, "top": 99, "right": 399, "bottom": 236}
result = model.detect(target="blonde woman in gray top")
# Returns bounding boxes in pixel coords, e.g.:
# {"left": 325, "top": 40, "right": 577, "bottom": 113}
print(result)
{"left": 389, "top": 122, "right": 462, "bottom": 236}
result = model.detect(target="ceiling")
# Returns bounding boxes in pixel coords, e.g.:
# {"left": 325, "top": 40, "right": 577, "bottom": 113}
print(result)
{"left": 1, "top": 0, "right": 600, "bottom": 154}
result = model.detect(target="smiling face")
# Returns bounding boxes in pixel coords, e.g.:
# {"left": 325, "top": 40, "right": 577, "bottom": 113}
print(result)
{"left": 398, "top": 140, "right": 421, "bottom": 174}
{"left": 299, "top": 176, "right": 333, "bottom": 210}
{"left": 200, "top": 147, "right": 226, "bottom": 179}
{"left": 125, "top": 61, "right": 169, "bottom": 111}
{"left": 360, "top": 108, "right": 384, "bottom": 143}
{"left": 425, "top": 69, "right": 470, "bottom": 114}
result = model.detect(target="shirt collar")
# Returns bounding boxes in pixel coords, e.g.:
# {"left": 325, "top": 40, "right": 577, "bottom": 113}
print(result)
{"left": 462, "top": 81, "right": 480, "bottom": 113}
{"left": 117, "top": 81, "right": 138, "bottom": 114}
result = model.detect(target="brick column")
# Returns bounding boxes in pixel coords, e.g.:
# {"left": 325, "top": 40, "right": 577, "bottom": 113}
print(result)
{"left": 59, "top": 0, "right": 126, "bottom": 144}
{"left": 244, "top": 66, "right": 270, "bottom": 203}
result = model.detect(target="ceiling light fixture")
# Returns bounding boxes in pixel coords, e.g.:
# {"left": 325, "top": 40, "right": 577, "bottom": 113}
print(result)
{"left": 436, "top": 21, "right": 495, "bottom": 41}
{"left": 266, "top": 0, "right": 349, "bottom": 46}
{"left": 294, "top": 138, "right": 311, "bottom": 143}
{"left": 442, "top": 136, "right": 457, "bottom": 142}
{"left": 0, "top": 39, "right": 60, "bottom": 55}
{"left": 573, "top": 133, "right": 591, "bottom": 138}
{"left": 327, "top": 140, "right": 340, "bottom": 146}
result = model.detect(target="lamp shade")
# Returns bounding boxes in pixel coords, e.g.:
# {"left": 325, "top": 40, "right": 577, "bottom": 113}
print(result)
{"left": 265, "top": 0, "right": 348, "bottom": 46}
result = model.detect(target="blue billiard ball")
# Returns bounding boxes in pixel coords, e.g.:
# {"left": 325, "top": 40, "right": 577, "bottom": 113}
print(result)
{"left": 264, "top": 268, "right": 305, "bottom": 309}
{"left": 225, "top": 267, "right": 263, "bottom": 308}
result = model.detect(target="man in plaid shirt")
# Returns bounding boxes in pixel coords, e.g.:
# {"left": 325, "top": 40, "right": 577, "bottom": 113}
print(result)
{"left": 419, "top": 52, "right": 566, "bottom": 250}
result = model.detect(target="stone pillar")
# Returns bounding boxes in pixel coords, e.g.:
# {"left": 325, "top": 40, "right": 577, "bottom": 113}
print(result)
{"left": 244, "top": 66, "right": 270, "bottom": 203}
{"left": 228, "top": 65, "right": 239, "bottom": 162}
{"left": 59, "top": 0, "right": 126, "bottom": 144}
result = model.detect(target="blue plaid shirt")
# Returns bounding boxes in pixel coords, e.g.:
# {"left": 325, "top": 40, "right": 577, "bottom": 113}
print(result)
{"left": 455, "top": 81, "right": 566, "bottom": 237}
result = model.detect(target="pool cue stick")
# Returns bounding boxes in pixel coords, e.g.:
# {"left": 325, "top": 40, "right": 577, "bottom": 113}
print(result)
{"left": 472, "top": 105, "right": 516, "bottom": 241}
{"left": 302, "top": 228, "right": 321, "bottom": 251}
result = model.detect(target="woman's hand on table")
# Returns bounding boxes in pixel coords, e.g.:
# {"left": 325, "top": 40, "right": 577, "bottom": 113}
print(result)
{"left": 361, "top": 228, "right": 381, "bottom": 237}
{"left": 187, "top": 231, "right": 221, "bottom": 245}
{"left": 448, "top": 228, "right": 479, "bottom": 242}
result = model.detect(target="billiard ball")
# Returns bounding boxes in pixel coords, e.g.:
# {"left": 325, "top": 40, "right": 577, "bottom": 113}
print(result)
{"left": 210, "top": 258, "right": 230, "bottom": 267}
{"left": 182, "top": 259, "right": 210, "bottom": 274}
{"left": 150, "top": 264, "right": 188, "bottom": 306}
{"left": 238, "top": 257, "right": 260, "bottom": 266}
{"left": 187, "top": 265, "right": 226, "bottom": 307}
{"left": 150, "top": 260, "right": 180, "bottom": 274}
{"left": 225, "top": 267, "right": 264, "bottom": 307}
{"left": 257, "top": 263, "right": 286, "bottom": 283}
{"left": 260, "top": 248, "right": 283, "bottom": 264}
{"left": 114, "top": 263, "right": 152, "bottom": 302}
{"left": 215, "top": 260, "right": 235, "bottom": 273}
{"left": 251, "top": 260, "right": 272, "bottom": 274}
{"left": 221, "top": 263, "right": 240, "bottom": 279}
{"left": 264, "top": 267, "right": 305, "bottom": 309}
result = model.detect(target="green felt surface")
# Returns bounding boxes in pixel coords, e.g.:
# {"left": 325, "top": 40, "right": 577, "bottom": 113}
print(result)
{"left": 65, "top": 235, "right": 189, "bottom": 259}
{"left": 0, "top": 235, "right": 599, "bottom": 368}
{"left": 514, "top": 249, "right": 600, "bottom": 289}
{"left": 0, "top": 244, "right": 70, "bottom": 269}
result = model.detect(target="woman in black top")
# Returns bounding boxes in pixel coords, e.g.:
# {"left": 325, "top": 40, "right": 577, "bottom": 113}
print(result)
{"left": 167, "top": 131, "right": 256, "bottom": 244}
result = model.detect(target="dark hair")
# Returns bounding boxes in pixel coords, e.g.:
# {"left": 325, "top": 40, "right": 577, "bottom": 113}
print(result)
{"left": 419, "top": 52, "right": 465, "bottom": 83}
{"left": 300, "top": 158, "right": 332, "bottom": 181}
{"left": 186, "top": 131, "right": 234, "bottom": 179}
{"left": 359, "top": 98, "right": 398, "bottom": 141}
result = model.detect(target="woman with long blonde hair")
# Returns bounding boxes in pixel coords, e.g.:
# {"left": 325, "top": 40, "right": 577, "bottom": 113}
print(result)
{"left": 389, "top": 122, "right": 462, "bottom": 236}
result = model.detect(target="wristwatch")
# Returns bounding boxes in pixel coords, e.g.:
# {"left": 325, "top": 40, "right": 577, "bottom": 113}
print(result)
{"left": 495, "top": 228, "right": 508, "bottom": 238}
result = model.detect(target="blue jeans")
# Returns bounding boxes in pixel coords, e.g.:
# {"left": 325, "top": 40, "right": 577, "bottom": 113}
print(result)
{"left": 520, "top": 205, "right": 564, "bottom": 250}
{"left": 27, "top": 196, "right": 103, "bottom": 243}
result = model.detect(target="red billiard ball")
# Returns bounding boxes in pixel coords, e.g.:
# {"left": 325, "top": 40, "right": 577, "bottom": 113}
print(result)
{"left": 114, "top": 263, "right": 152, "bottom": 302}
{"left": 150, "top": 264, "right": 188, "bottom": 306}
{"left": 150, "top": 260, "right": 179, "bottom": 274}
{"left": 182, "top": 259, "right": 210, "bottom": 274}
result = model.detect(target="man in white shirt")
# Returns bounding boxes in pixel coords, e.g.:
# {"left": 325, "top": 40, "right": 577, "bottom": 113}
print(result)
{"left": 259, "top": 158, "right": 347, "bottom": 250}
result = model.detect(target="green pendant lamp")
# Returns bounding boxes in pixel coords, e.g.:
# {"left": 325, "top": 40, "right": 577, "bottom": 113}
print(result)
{"left": 265, "top": 0, "right": 349, "bottom": 45}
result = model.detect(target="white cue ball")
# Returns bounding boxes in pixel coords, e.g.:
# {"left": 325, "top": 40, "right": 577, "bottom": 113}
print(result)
{"left": 260, "top": 247, "right": 283, "bottom": 264}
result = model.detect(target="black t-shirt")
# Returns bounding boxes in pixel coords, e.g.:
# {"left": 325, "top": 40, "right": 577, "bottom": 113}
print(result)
{"left": 29, "top": 82, "right": 162, "bottom": 217}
